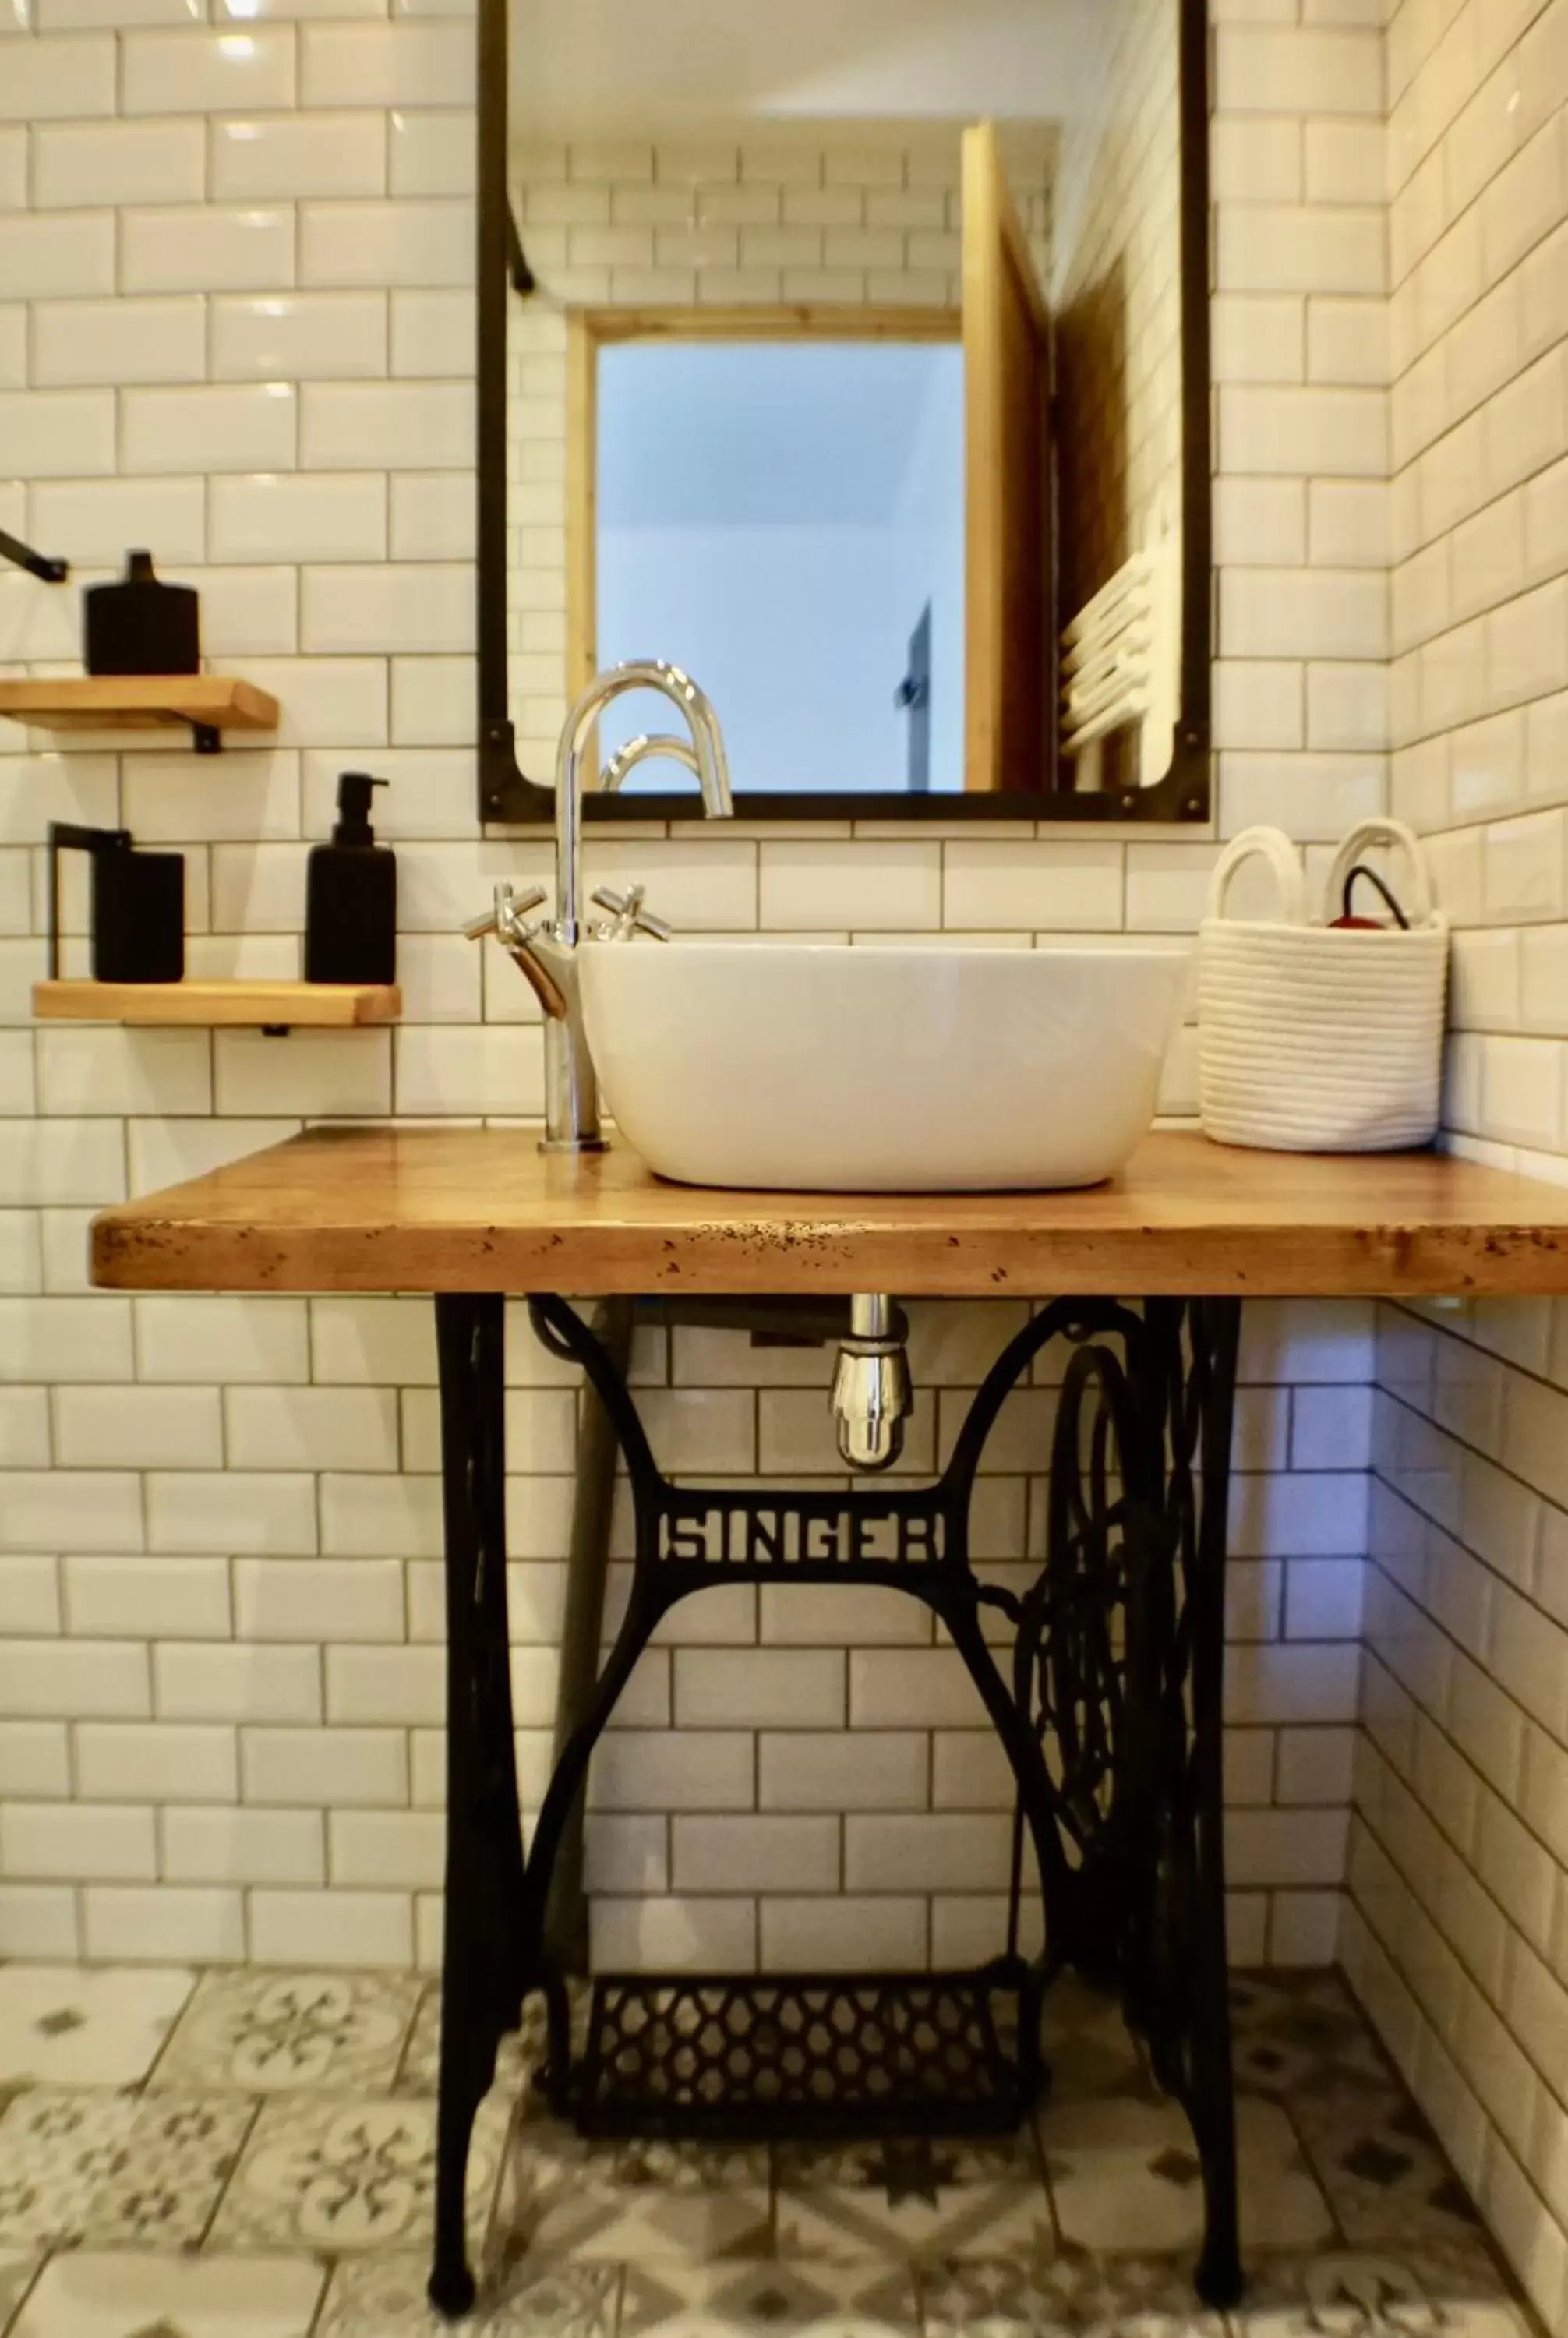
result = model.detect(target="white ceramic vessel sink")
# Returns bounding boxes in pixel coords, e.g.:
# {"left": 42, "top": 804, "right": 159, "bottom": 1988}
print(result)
{"left": 580, "top": 941, "right": 1188, "bottom": 1192}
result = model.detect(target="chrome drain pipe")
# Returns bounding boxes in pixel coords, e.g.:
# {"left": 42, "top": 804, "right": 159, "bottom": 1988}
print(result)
{"left": 829, "top": 1294, "right": 913, "bottom": 1472}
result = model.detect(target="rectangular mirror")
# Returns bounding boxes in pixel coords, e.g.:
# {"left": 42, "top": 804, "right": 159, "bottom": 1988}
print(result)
{"left": 475, "top": 0, "right": 1210, "bottom": 825}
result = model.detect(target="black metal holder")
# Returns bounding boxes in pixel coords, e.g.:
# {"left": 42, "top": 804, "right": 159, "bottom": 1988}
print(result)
{"left": 427, "top": 1289, "right": 1245, "bottom": 2319}
{"left": 0, "top": 525, "right": 68, "bottom": 585}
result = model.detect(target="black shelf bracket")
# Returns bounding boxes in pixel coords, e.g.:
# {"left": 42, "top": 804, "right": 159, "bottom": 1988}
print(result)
{"left": 0, "top": 527, "right": 69, "bottom": 585}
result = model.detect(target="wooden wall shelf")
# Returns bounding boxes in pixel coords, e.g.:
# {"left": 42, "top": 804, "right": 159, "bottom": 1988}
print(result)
{"left": 34, "top": 980, "right": 401, "bottom": 1029}
{"left": 0, "top": 676, "right": 279, "bottom": 754}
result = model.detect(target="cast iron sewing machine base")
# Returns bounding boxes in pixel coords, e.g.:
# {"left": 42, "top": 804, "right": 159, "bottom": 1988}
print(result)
{"left": 426, "top": 1290, "right": 1245, "bottom": 2319}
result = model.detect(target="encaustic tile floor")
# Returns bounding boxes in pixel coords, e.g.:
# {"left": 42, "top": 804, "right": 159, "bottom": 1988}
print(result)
{"left": 0, "top": 1959, "right": 1532, "bottom": 2338}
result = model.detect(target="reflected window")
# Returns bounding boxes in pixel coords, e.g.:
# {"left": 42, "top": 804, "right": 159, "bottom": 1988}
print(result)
{"left": 587, "top": 334, "right": 964, "bottom": 795}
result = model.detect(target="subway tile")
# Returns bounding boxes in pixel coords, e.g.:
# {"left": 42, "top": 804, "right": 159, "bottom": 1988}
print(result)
{"left": 0, "top": 1295, "right": 133, "bottom": 1383}
{"left": 165, "top": 1805, "right": 325, "bottom": 1887}
{"left": 78, "top": 1722, "right": 238, "bottom": 1803}
{"left": 388, "top": 472, "right": 473, "bottom": 560}
{"left": 944, "top": 841, "right": 1122, "bottom": 930}
{"left": 1216, "top": 26, "right": 1384, "bottom": 115}
{"left": 210, "top": 291, "right": 387, "bottom": 380}
{"left": 0, "top": 35, "right": 115, "bottom": 121}
{"left": 33, "top": 295, "right": 207, "bottom": 389}
{"left": 83, "top": 1886, "right": 244, "bottom": 1964}
{"left": 122, "top": 384, "right": 298, "bottom": 475}
{"left": 55, "top": 1386, "right": 223, "bottom": 1474}
{"left": 122, "top": 203, "right": 298, "bottom": 295}
{"left": 300, "top": 562, "right": 471, "bottom": 653}
{"left": 300, "top": 379, "right": 473, "bottom": 468}
{"left": 4, "top": 1803, "right": 155, "bottom": 1883}
{"left": 38, "top": 118, "right": 206, "bottom": 210}
{"left": 249, "top": 1887, "right": 411, "bottom": 1966}
{"left": 300, "top": 198, "right": 471, "bottom": 288}
{"left": 0, "top": 1640, "right": 149, "bottom": 1718}
{"left": 674, "top": 1648, "right": 842, "bottom": 1730}
{"left": 672, "top": 1815, "right": 836, "bottom": 1894}
{"left": 393, "top": 1024, "right": 542, "bottom": 1118}
{"left": 122, "top": 27, "right": 297, "bottom": 115}
{"left": 757, "top": 841, "right": 934, "bottom": 930}
{"left": 1217, "top": 205, "right": 1386, "bottom": 295}
{"left": 30, "top": 477, "right": 206, "bottom": 568}
{"left": 155, "top": 1640, "right": 321, "bottom": 1723}
{"left": 1219, "top": 384, "right": 1387, "bottom": 477}
{"left": 0, "top": 390, "right": 115, "bottom": 477}
{"left": 241, "top": 1724, "right": 408, "bottom": 1806}
{"left": 1220, "top": 568, "right": 1389, "bottom": 661}
{"left": 209, "top": 472, "right": 387, "bottom": 564}
{"left": 212, "top": 112, "right": 387, "bottom": 201}
{"left": 147, "top": 1471, "right": 317, "bottom": 1556}
{"left": 214, "top": 1027, "right": 391, "bottom": 1117}
{"left": 300, "top": 20, "right": 473, "bottom": 106}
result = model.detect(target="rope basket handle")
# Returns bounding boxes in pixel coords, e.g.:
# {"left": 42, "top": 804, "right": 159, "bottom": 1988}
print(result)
{"left": 1205, "top": 826, "right": 1308, "bottom": 926}
{"left": 1320, "top": 818, "right": 1436, "bottom": 929}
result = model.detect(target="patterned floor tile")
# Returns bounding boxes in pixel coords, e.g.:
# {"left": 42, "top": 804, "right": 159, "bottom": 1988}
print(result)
{"left": 207, "top": 2092, "right": 510, "bottom": 2255}
{"left": 617, "top": 2255, "right": 921, "bottom": 2337}
{"left": 150, "top": 1969, "right": 422, "bottom": 2096}
{"left": 315, "top": 2249, "right": 618, "bottom": 2337}
{"left": 1043, "top": 2096, "right": 1332, "bottom": 2255}
{"left": 0, "top": 1965, "right": 194, "bottom": 2091}
{"left": 1229, "top": 1976, "right": 1387, "bottom": 2103}
{"left": 773, "top": 2134, "right": 1055, "bottom": 2267}
{"left": 916, "top": 2249, "right": 1227, "bottom": 2338}
{"left": 395, "top": 1985, "right": 545, "bottom": 2099}
{"left": 0, "top": 2090, "right": 253, "bottom": 2251}
{"left": 505, "top": 2117, "right": 772, "bottom": 2265}
{"left": 1232, "top": 2244, "right": 1530, "bottom": 2338}
{"left": 1291, "top": 2087, "right": 1486, "bottom": 2248}
{"left": 9, "top": 2250, "right": 323, "bottom": 2338}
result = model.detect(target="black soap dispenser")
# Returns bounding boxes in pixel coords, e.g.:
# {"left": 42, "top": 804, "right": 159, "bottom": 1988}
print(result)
{"left": 305, "top": 772, "right": 397, "bottom": 985}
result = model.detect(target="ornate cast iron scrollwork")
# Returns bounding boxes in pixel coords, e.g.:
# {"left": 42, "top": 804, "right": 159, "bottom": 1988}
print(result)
{"left": 426, "top": 1288, "right": 1245, "bottom": 2321}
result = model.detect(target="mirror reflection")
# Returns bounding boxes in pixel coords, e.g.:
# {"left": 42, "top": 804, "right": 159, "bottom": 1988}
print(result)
{"left": 504, "top": 0, "right": 1185, "bottom": 803}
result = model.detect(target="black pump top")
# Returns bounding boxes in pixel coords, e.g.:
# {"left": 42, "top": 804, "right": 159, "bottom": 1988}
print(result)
{"left": 332, "top": 771, "right": 387, "bottom": 846}
{"left": 125, "top": 550, "right": 157, "bottom": 582}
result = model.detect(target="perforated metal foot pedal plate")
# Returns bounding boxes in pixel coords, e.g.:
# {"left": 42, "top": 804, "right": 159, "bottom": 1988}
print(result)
{"left": 566, "top": 1969, "right": 1037, "bottom": 2141}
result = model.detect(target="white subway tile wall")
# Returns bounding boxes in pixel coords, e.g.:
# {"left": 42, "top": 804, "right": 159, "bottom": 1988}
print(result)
{"left": 0, "top": 0, "right": 1379, "bottom": 2036}
{"left": 1340, "top": 2, "right": 1568, "bottom": 2334}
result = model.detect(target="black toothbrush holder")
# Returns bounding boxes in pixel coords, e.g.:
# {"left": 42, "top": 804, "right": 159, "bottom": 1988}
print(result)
{"left": 48, "top": 823, "right": 185, "bottom": 985}
{"left": 84, "top": 551, "right": 199, "bottom": 678}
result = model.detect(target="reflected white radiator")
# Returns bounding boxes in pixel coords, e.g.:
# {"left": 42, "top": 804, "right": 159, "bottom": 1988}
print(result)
{"left": 1059, "top": 531, "right": 1179, "bottom": 789}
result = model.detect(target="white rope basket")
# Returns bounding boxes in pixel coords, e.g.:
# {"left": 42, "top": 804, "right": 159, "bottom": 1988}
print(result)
{"left": 1199, "top": 820, "right": 1450, "bottom": 1153}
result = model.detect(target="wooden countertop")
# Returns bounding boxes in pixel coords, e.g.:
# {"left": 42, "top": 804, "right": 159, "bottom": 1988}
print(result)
{"left": 88, "top": 1125, "right": 1568, "bottom": 1299}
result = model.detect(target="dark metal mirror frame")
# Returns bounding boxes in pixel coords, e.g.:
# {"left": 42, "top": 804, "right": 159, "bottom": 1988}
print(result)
{"left": 474, "top": 0, "right": 1211, "bottom": 827}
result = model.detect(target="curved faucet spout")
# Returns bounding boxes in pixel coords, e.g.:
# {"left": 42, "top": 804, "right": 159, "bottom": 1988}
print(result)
{"left": 600, "top": 733, "right": 701, "bottom": 794}
{"left": 553, "top": 659, "right": 733, "bottom": 944}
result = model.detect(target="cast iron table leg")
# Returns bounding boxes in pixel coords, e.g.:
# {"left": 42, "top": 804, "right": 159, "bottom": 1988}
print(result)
{"left": 429, "top": 1293, "right": 529, "bottom": 2319}
{"left": 1144, "top": 1297, "right": 1245, "bottom": 2308}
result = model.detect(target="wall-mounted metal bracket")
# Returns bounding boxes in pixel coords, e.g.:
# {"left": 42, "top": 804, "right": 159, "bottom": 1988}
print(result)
{"left": 0, "top": 527, "right": 69, "bottom": 585}
{"left": 507, "top": 200, "right": 535, "bottom": 295}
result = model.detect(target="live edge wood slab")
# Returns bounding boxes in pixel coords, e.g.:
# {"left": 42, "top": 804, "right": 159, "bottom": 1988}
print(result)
{"left": 90, "top": 1125, "right": 1568, "bottom": 1300}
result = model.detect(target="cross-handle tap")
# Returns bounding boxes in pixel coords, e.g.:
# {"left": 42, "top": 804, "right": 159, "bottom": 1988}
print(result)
{"left": 465, "top": 660, "right": 732, "bottom": 1155}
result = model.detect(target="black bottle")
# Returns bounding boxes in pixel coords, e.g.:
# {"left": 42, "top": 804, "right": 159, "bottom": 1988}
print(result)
{"left": 84, "top": 550, "right": 200, "bottom": 676}
{"left": 305, "top": 773, "right": 397, "bottom": 985}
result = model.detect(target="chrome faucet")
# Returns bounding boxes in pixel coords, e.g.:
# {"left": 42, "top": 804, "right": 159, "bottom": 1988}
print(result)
{"left": 464, "top": 660, "right": 733, "bottom": 1153}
